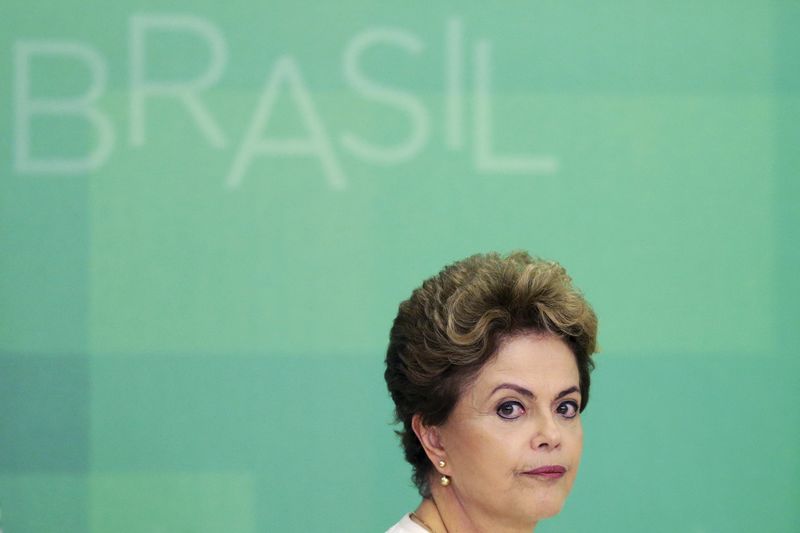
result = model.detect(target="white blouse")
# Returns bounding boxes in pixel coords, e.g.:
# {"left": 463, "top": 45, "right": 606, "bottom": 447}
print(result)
{"left": 385, "top": 513, "right": 428, "bottom": 532}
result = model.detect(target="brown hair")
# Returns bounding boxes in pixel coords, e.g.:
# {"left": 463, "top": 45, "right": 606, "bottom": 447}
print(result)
{"left": 384, "top": 251, "right": 598, "bottom": 496}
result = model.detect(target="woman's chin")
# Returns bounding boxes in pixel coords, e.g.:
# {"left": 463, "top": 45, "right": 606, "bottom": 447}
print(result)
{"left": 524, "top": 495, "right": 566, "bottom": 522}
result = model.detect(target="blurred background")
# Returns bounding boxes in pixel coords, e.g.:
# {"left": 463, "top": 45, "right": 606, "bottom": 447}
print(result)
{"left": 1, "top": 1, "right": 798, "bottom": 532}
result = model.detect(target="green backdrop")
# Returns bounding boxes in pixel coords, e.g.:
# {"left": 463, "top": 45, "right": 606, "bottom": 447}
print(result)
{"left": 1, "top": 1, "right": 798, "bottom": 532}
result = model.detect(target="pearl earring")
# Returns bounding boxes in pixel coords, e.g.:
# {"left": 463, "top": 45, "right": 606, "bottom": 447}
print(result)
{"left": 437, "top": 459, "right": 450, "bottom": 485}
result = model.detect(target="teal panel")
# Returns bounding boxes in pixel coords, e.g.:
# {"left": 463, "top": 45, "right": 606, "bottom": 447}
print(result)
{"left": 90, "top": 355, "right": 410, "bottom": 532}
{"left": 0, "top": 179, "right": 89, "bottom": 354}
{"left": 0, "top": 17, "right": 90, "bottom": 355}
{"left": 0, "top": 475, "right": 88, "bottom": 532}
{"left": 90, "top": 473, "right": 256, "bottom": 533}
{"left": 0, "top": 355, "right": 89, "bottom": 472}
{"left": 774, "top": 1, "right": 800, "bottom": 349}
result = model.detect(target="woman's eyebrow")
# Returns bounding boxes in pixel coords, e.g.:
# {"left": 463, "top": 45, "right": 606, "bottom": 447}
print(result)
{"left": 555, "top": 386, "right": 580, "bottom": 400}
{"left": 489, "top": 383, "right": 580, "bottom": 400}
{"left": 490, "top": 383, "right": 534, "bottom": 398}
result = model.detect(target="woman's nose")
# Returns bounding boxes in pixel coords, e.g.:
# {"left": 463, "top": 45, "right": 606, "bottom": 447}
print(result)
{"left": 531, "top": 412, "right": 562, "bottom": 450}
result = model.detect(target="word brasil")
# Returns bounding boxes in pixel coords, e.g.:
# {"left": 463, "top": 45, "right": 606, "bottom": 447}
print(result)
{"left": 13, "top": 15, "right": 557, "bottom": 188}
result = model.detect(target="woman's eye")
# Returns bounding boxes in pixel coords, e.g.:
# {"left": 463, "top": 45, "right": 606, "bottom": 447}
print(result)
{"left": 556, "top": 400, "right": 579, "bottom": 419}
{"left": 497, "top": 401, "right": 525, "bottom": 420}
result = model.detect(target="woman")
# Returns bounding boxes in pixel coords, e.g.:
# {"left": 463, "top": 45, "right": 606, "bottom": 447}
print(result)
{"left": 384, "top": 251, "right": 598, "bottom": 533}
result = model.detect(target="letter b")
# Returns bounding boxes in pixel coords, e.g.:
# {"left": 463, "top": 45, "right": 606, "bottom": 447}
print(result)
{"left": 14, "top": 41, "right": 114, "bottom": 174}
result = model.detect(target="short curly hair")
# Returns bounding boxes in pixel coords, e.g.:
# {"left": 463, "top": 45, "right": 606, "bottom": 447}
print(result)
{"left": 384, "top": 251, "right": 598, "bottom": 496}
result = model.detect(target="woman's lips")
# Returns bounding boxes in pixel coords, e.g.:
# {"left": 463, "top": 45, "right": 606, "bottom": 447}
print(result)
{"left": 522, "top": 465, "right": 566, "bottom": 479}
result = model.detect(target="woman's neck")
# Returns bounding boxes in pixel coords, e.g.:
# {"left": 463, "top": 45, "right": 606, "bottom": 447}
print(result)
{"left": 413, "top": 484, "right": 537, "bottom": 533}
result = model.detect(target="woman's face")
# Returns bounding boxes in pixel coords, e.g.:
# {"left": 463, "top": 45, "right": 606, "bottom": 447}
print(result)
{"left": 437, "top": 333, "right": 583, "bottom": 527}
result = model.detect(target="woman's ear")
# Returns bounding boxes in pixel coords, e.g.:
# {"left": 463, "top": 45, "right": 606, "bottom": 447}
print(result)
{"left": 411, "top": 414, "right": 449, "bottom": 474}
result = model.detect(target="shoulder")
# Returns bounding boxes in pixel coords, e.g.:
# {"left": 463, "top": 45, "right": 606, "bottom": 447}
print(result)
{"left": 385, "top": 513, "right": 427, "bottom": 533}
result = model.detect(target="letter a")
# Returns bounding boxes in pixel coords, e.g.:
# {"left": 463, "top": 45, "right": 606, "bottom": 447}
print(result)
{"left": 226, "top": 56, "right": 346, "bottom": 190}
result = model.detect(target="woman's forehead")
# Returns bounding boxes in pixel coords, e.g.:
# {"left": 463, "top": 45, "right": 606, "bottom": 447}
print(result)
{"left": 472, "top": 335, "right": 580, "bottom": 392}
